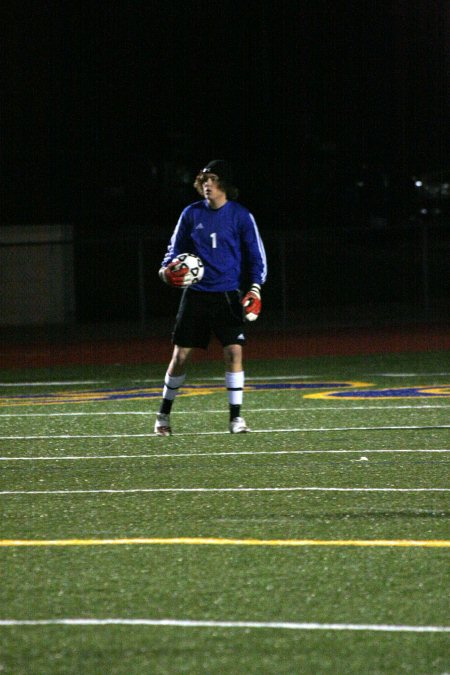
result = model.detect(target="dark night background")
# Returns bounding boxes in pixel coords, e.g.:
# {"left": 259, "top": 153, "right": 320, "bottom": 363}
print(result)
{"left": 2, "top": 0, "right": 449, "bottom": 326}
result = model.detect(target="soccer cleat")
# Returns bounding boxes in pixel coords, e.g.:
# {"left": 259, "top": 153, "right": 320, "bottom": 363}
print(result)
{"left": 154, "top": 413, "right": 172, "bottom": 436}
{"left": 229, "top": 416, "right": 250, "bottom": 433}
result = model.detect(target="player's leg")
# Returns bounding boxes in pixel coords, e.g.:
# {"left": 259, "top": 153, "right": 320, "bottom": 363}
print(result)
{"left": 155, "top": 289, "right": 210, "bottom": 436}
{"left": 224, "top": 342, "right": 243, "bottom": 372}
{"left": 223, "top": 343, "right": 248, "bottom": 433}
{"left": 168, "top": 345, "right": 192, "bottom": 376}
{"left": 154, "top": 345, "right": 192, "bottom": 436}
{"left": 215, "top": 292, "right": 249, "bottom": 433}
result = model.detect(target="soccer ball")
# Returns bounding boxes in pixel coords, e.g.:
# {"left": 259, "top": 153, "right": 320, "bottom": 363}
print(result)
{"left": 171, "top": 252, "right": 204, "bottom": 285}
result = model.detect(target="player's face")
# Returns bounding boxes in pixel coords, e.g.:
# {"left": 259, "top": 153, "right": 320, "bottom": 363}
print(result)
{"left": 200, "top": 173, "right": 227, "bottom": 204}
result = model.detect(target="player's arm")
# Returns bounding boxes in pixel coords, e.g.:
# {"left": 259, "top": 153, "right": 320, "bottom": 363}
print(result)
{"left": 240, "top": 213, "right": 267, "bottom": 321}
{"left": 159, "top": 212, "right": 191, "bottom": 286}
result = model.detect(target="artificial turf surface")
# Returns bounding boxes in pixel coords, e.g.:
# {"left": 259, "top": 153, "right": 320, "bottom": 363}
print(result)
{"left": 0, "top": 350, "right": 449, "bottom": 673}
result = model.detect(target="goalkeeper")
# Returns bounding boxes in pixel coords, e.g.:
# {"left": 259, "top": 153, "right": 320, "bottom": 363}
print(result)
{"left": 155, "top": 159, "right": 267, "bottom": 435}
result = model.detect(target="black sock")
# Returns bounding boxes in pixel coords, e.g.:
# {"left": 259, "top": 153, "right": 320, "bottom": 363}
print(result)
{"left": 229, "top": 404, "right": 241, "bottom": 421}
{"left": 160, "top": 399, "right": 173, "bottom": 415}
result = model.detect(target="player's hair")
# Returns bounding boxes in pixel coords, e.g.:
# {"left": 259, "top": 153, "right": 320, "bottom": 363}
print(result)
{"left": 193, "top": 173, "right": 239, "bottom": 200}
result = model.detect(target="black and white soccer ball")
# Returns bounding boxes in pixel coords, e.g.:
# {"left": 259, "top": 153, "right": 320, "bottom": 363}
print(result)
{"left": 171, "top": 252, "right": 204, "bottom": 285}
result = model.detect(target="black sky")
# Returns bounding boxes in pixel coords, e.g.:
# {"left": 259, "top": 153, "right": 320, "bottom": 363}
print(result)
{"left": 3, "top": 0, "right": 449, "bottom": 225}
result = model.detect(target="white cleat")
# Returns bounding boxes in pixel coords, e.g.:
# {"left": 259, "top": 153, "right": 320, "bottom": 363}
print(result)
{"left": 154, "top": 413, "right": 172, "bottom": 436}
{"left": 229, "top": 416, "right": 250, "bottom": 433}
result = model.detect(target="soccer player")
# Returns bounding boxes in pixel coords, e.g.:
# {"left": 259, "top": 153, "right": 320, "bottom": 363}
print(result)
{"left": 154, "top": 159, "right": 267, "bottom": 435}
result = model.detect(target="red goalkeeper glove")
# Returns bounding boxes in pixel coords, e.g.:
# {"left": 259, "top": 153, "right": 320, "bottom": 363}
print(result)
{"left": 159, "top": 259, "right": 190, "bottom": 287}
{"left": 242, "top": 284, "right": 262, "bottom": 321}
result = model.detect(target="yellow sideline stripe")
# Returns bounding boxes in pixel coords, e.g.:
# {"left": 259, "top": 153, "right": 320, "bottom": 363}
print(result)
{"left": 0, "top": 538, "right": 449, "bottom": 548}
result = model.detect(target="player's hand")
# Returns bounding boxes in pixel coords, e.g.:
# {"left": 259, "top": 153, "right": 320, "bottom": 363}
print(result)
{"left": 159, "top": 259, "right": 190, "bottom": 287}
{"left": 242, "top": 284, "right": 262, "bottom": 321}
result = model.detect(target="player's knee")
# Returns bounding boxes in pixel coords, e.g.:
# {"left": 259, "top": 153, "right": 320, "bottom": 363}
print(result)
{"left": 224, "top": 344, "right": 242, "bottom": 370}
{"left": 170, "top": 346, "right": 191, "bottom": 373}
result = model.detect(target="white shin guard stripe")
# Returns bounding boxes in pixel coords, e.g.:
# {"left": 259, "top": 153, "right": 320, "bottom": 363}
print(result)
{"left": 162, "top": 373, "right": 186, "bottom": 402}
{"left": 226, "top": 371, "right": 244, "bottom": 406}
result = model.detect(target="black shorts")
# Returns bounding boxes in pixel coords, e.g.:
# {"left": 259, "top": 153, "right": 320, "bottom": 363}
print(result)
{"left": 172, "top": 288, "right": 246, "bottom": 349}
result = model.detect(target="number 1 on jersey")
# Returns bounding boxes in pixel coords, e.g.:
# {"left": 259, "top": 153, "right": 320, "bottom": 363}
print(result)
{"left": 210, "top": 232, "right": 217, "bottom": 248}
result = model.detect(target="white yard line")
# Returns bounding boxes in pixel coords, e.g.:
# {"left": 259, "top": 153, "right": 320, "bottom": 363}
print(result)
{"left": 1, "top": 424, "right": 449, "bottom": 440}
{"left": 0, "top": 486, "right": 448, "bottom": 496}
{"left": 1, "top": 373, "right": 448, "bottom": 387}
{"left": 0, "top": 381, "right": 109, "bottom": 387}
{"left": 367, "top": 372, "right": 450, "bottom": 377}
{"left": 1, "top": 448, "right": 449, "bottom": 462}
{"left": 0, "top": 618, "right": 447, "bottom": 633}
{"left": 1, "top": 404, "right": 449, "bottom": 417}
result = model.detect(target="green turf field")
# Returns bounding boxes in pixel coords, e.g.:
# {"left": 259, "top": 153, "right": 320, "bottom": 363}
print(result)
{"left": 0, "top": 350, "right": 449, "bottom": 673}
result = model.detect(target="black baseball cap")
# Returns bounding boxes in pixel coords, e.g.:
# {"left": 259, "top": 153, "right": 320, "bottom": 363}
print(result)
{"left": 201, "top": 159, "right": 233, "bottom": 182}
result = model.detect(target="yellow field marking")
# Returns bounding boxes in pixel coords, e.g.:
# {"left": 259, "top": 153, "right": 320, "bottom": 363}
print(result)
{"left": 0, "top": 538, "right": 449, "bottom": 548}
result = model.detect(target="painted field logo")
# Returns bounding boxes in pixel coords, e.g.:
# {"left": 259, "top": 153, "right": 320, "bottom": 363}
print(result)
{"left": 0, "top": 382, "right": 367, "bottom": 407}
{"left": 306, "top": 385, "right": 450, "bottom": 400}
{"left": 1, "top": 382, "right": 449, "bottom": 406}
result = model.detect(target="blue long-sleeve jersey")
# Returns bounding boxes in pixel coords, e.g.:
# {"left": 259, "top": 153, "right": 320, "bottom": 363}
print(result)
{"left": 161, "top": 199, "right": 267, "bottom": 292}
